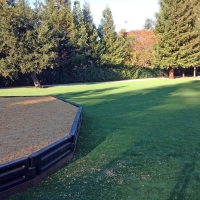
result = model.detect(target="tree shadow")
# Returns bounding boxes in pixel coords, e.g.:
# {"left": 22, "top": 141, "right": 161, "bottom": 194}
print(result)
{"left": 51, "top": 80, "right": 200, "bottom": 159}
{"left": 169, "top": 160, "right": 195, "bottom": 200}
{"left": 55, "top": 85, "right": 127, "bottom": 99}
{"left": 11, "top": 80, "right": 200, "bottom": 199}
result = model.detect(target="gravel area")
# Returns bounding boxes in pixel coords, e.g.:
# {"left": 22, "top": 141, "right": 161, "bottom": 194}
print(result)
{"left": 0, "top": 96, "right": 78, "bottom": 164}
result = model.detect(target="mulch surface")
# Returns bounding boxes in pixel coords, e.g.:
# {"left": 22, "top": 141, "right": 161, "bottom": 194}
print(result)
{"left": 0, "top": 96, "right": 78, "bottom": 164}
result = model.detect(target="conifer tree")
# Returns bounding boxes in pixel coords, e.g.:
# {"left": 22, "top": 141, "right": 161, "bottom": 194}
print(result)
{"left": 44, "top": 0, "right": 75, "bottom": 74}
{"left": 82, "top": 1, "right": 100, "bottom": 67}
{"left": 0, "top": 0, "right": 58, "bottom": 87}
{"left": 190, "top": 0, "right": 200, "bottom": 76}
{"left": 191, "top": 0, "right": 200, "bottom": 32}
{"left": 98, "top": 5, "right": 128, "bottom": 67}
{"left": 0, "top": 0, "right": 19, "bottom": 78}
{"left": 72, "top": 0, "right": 88, "bottom": 68}
{"left": 143, "top": 18, "right": 154, "bottom": 30}
{"left": 153, "top": 0, "right": 200, "bottom": 78}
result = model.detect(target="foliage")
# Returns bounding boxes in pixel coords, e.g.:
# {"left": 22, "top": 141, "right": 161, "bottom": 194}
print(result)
{"left": 44, "top": 0, "right": 75, "bottom": 72}
{"left": 0, "top": 0, "right": 20, "bottom": 78}
{"left": 143, "top": 18, "right": 154, "bottom": 30}
{"left": 2, "top": 0, "right": 198, "bottom": 87}
{"left": 192, "top": 0, "right": 200, "bottom": 35}
{"left": 35, "top": 66, "right": 167, "bottom": 85}
{"left": 152, "top": 0, "right": 200, "bottom": 70}
{"left": 126, "top": 29, "right": 158, "bottom": 67}
{"left": 82, "top": 1, "right": 101, "bottom": 67}
{"left": 0, "top": 0, "right": 58, "bottom": 87}
{"left": 98, "top": 5, "right": 129, "bottom": 67}
{"left": 71, "top": 0, "right": 88, "bottom": 68}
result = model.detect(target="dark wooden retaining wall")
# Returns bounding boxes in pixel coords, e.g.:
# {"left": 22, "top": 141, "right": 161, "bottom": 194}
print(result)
{"left": 0, "top": 97, "right": 82, "bottom": 200}
{"left": 0, "top": 158, "right": 36, "bottom": 192}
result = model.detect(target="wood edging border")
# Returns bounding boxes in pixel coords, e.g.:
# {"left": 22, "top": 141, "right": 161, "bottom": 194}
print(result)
{"left": 0, "top": 96, "right": 82, "bottom": 200}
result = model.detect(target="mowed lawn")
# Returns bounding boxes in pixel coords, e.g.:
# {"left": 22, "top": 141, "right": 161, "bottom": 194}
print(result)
{"left": 2, "top": 78, "right": 200, "bottom": 200}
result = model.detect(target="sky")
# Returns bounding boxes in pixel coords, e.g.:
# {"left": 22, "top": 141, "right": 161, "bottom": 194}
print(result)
{"left": 72, "top": 0, "right": 160, "bottom": 32}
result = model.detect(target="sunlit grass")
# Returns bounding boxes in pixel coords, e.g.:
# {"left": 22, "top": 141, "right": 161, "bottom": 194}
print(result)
{"left": 1, "top": 78, "right": 200, "bottom": 200}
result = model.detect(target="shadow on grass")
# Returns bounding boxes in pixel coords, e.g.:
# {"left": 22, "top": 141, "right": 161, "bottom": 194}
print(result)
{"left": 11, "top": 80, "right": 200, "bottom": 200}
{"left": 54, "top": 80, "right": 200, "bottom": 156}
{"left": 54, "top": 85, "right": 127, "bottom": 99}
{"left": 169, "top": 160, "right": 195, "bottom": 200}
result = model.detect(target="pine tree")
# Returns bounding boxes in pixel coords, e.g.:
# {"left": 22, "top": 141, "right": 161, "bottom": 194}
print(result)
{"left": 98, "top": 5, "right": 128, "bottom": 67}
{"left": 143, "top": 18, "right": 154, "bottom": 30}
{"left": 191, "top": 0, "right": 200, "bottom": 31}
{"left": 18, "top": 0, "right": 58, "bottom": 87}
{"left": 153, "top": 0, "right": 200, "bottom": 78}
{"left": 0, "top": 0, "right": 19, "bottom": 79}
{"left": 190, "top": 0, "right": 200, "bottom": 76}
{"left": 44, "top": 0, "right": 75, "bottom": 77}
{"left": 82, "top": 1, "right": 100, "bottom": 67}
{"left": 0, "top": 0, "right": 58, "bottom": 87}
{"left": 71, "top": 0, "right": 88, "bottom": 68}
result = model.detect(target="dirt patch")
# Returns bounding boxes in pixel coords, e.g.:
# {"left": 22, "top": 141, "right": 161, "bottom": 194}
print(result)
{"left": 0, "top": 96, "right": 78, "bottom": 165}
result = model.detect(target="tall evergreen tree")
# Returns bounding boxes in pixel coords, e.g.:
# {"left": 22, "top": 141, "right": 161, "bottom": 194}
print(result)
{"left": 71, "top": 0, "right": 88, "bottom": 68}
{"left": 143, "top": 18, "right": 154, "bottom": 30}
{"left": 190, "top": 0, "right": 200, "bottom": 76}
{"left": 152, "top": 0, "right": 200, "bottom": 78}
{"left": 82, "top": 1, "right": 100, "bottom": 67}
{"left": 0, "top": 0, "right": 19, "bottom": 79}
{"left": 191, "top": 0, "right": 200, "bottom": 31}
{"left": 0, "top": 0, "right": 58, "bottom": 87}
{"left": 98, "top": 5, "right": 128, "bottom": 67}
{"left": 44, "top": 0, "right": 75, "bottom": 76}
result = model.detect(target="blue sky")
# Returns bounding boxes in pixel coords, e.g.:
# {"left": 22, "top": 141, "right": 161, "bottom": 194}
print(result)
{"left": 72, "top": 0, "right": 160, "bottom": 32}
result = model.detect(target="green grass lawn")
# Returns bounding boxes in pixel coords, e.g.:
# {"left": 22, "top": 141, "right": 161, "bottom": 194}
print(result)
{"left": 2, "top": 78, "right": 200, "bottom": 200}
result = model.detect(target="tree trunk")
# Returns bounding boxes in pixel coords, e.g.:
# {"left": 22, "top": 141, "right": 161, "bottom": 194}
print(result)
{"left": 182, "top": 68, "right": 185, "bottom": 77}
{"left": 169, "top": 68, "right": 174, "bottom": 79}
{"left": 31, "top": 71, "right": 41, "bottom": 88}
{"left": 194, "top": 67, "right": 197, "bottom": 78}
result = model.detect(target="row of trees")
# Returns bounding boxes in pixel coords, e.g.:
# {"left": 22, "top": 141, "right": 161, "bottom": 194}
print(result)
{"left": 0, "top": 0, "right": 129, "bottom": 87}
{"left": 153, "top": 0, "right": 200, "bottom": 78}
{"left": 125, "top": 0, "right": 200, "bottom": 78}
{"left": 0, "top": 0, "right": 200, "bottom": 87}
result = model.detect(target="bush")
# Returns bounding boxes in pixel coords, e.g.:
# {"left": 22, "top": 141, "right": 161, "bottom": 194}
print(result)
{"left": 0, "top": 66, "right": 168, "bottom": 87}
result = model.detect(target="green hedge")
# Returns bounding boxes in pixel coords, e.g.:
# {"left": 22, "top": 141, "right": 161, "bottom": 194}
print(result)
{"left": 66, "top": 66, "right": 168, "bottom": 83}
{"left": 0, "top": 66, "right": 168, "bottom": 87}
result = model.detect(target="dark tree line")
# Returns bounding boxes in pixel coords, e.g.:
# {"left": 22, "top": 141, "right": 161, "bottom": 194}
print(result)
{"left": 152, "top": 0, "right": 200, "bottom": 78}
{"left": 0, "top": 0, "right": 129, "bottom": 87}
{"left": 1, "top": 0, "right": 200, "bottom": 87}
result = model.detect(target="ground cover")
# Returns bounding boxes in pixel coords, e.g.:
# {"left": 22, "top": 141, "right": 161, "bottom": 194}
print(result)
{"left": 0, "top": 96, "right": 77, "bottom": 164}
{"left": 1, "top": 78, "right": 200, "bottom": 200}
